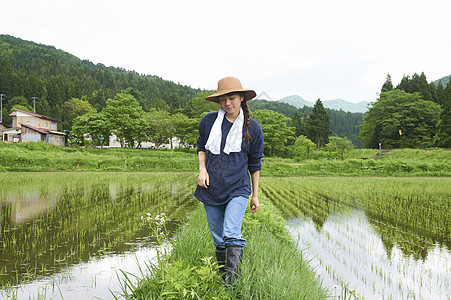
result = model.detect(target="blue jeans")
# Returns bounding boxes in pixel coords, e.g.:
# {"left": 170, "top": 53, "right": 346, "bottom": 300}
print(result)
{"left": 203, "top": 196, "right": 247, "bottom": 248}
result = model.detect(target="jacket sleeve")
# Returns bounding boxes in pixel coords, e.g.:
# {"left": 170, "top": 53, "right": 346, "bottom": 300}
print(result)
{"left": 248, "top": 120, "right": 264, "bottom": 174}
{"left": 197, "top": 116, "right": 207, "bottom": 152}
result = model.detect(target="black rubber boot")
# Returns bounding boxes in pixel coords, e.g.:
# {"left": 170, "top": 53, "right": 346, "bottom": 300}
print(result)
{"left": 215, "top": 247, "right": 227, "bottom": 280}
{"left": 225, "top": 246, "right": 243, "bottom": 287}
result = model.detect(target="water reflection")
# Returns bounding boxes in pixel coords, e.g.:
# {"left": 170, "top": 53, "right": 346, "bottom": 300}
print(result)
{"left": 260, "top": 177, "right": 450, "bottom": 299}
{"left": 270, "top": 186, "right": 450, "bottom": 261}
{"left": 0, "top": 172, "right": 197, "bottom": 298}
{"left": 8, "top": 247, "right": 158, "bottom": 300}
{"left": 288, "top": 210, "right": 451, "bottom": 300}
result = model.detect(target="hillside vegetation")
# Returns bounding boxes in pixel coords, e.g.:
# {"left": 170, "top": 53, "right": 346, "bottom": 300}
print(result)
{"left": 0, "top": 34, "right": 200, "bottom": 119}
{"left": 1, "top": 35, "right": 449, "bottom": 151}
{"left": 1, "top": 34, "right": 367, "bottom": 148}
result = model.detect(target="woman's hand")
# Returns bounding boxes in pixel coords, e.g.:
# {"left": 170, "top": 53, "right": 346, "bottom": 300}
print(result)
{"left": 198, "top": 151, "right": 209, "bottom": 189}
{"left": 198, "top": 169, "right": 210, "bottom": 189}
{"left": 250, "top": 195, "right": 260, "bottom": 213}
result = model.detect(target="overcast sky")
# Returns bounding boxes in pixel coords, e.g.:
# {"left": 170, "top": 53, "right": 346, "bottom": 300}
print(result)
{"left": 2, "top": 0, "right": 451, "bottom": 103}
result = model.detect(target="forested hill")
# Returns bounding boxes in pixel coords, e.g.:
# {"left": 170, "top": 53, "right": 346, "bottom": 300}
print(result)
{"left": 434, "top": 75, "right": 450, "bottom": 88}
{"left": 249, "top": 99, "right": 364, "bottom": 148}
{"left": 0, "top": 34, "right": 200, "bottom": 119}
{"left": 0, "top": 34, "right": 364, "bottom": 147}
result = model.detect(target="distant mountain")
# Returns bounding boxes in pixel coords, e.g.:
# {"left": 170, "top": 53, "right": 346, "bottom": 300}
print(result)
{"left": 433, "top": 75, "right": 450, "bottom": 87}
{"left": 278, "top": 95, "right": 369, "bottom": 113}
{"left": 277, "top": 95, "right": 312, "bottom": 109}
{"left": 323, "top": 99, "right": 370, "bottom": 113}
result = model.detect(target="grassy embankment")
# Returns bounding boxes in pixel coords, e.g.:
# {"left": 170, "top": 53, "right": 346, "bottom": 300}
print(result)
{"left": 0, "top": 142, "right": 450, "bottom": 176}
{"left": 119, "top": 199, "right": 328, "bottom": 300}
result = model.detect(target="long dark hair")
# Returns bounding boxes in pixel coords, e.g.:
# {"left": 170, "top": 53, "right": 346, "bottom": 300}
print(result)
{"left": 240, "top": 96, "right": 252, "bottom": 142}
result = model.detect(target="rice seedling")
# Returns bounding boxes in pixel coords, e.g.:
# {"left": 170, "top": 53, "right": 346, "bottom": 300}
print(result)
{"left": 0, "top": 172, "right": 198, "bottom": 297}
{"left": 260, "top": 176, "right": 451, "bottom": 299}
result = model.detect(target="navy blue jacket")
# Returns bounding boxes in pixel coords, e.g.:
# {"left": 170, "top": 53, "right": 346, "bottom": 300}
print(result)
{"left": 194, "top": 112, "right": 264, "bottom": 205}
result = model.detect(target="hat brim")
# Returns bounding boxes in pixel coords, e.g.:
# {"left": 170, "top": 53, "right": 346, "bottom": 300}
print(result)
{"left": 205, "top": 89, "right": 257, "bottom": 103}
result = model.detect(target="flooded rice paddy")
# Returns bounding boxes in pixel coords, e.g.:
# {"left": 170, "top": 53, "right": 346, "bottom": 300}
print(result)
{"left": 260, "top": 177, "right": 450, "bottom": 300}
{"left": 0, "top": 172, "right": 197, "bottom": 299}
{"left": 1, "top": 174, "right": 450, "bottom": 299}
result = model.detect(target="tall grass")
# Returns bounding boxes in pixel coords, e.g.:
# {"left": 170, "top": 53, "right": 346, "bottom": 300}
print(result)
{"left": 122, "top": 200, "right": 328, "bottom": 299}
{"left": 262, "top": 148, "right": 451, "bottom": 176}
{"left": 1, "top": 142, "right": 450, "bottom": 176}
{"left": 0, "top": 142, "right": 198, "bottom": 172}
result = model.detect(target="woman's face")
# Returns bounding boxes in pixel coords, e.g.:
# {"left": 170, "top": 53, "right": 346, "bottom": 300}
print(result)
{"left": 219, "top": 93, "right": 244, "bottom": 117}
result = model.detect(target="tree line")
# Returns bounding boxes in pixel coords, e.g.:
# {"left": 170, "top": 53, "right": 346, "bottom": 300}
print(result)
{"left": 361, "top": 73, "right": 450, "bottom": 148}
{"left": 0, "top": 34, "right": 200, "bottom": 125}
{"left": 1, "top": 34, "right": 449, "bottom": 156}
{"left": 67, "top": 91, "right": 347, "bottom": 161}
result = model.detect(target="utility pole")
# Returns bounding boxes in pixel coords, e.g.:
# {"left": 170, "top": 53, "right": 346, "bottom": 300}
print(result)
{"left": 31, "top": 97, "right": 38, "bottom": 113}
{"left": 0, "top": 94, "right": 5, "bottom": 123}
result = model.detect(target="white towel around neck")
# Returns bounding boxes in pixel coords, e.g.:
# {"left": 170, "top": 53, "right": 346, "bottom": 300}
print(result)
{"left": 205, "top": 107, "right": 244, "bottom": 155}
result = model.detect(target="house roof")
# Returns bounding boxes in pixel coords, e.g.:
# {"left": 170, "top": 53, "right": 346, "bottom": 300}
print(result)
{"left": 9, "top": 108, "right": 59, "bottom": 122}
{"left": 20, "top": 123, "right": 66, "bottom": 136}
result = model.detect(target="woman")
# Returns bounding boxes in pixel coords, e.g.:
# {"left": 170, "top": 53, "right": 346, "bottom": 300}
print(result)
{"left": 194, "top": 76, "right": 264, "bottom": 287}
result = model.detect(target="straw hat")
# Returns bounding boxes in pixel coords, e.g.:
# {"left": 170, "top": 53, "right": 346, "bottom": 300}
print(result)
{"left": 205, "top": 77, "right": 257, "bottom": 103}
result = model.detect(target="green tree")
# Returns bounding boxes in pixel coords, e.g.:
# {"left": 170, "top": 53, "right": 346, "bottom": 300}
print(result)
{"left": 89, "top": 89, "right": 107, "bottom": 112}
{"left": 9, "top": 96, "right": 33, "bottom": 112}
{"left": 429, "top": 82, "right": 438, "bottom": 104}
{"left": 172, "top": 113, "right": 199, "bottom": 150}
{"left": 290, "top": 135, "right": 316, "bottom": 160}
{"left": 291, "top": 110, "right": 306, "bottom": 137}
{"left": 418, "top": 72, "right": 432, "bottom": 101}
{"left": 25, "top": 73, "right": 47, "bottom": 100}
{"left": 359, "top": 89, "right": 441, "bottom": 148}
{"left": 184, "top": 91, "right": 217, "bottom": 118}
{"left": 381, "top": 73, "right": 393, "bottom": 93}
{"left": 146, "top": 109, "right": 173, "bottom": 149}
{"left": 0, "top": 59, "right": 14, "bottom": 96}
{"left": 397, "top": 75, "right": 411, "bottom": 93}
{"left": 252, "top": 109, "right": 295, "bottom": 156}
{"left": 168, "top": 93, "right": 181, "bottom": 114}
{"left": 62, "top": 98, "right": 96, "bottom": 130}
{"left": 325, "top": 136, "right": 355, "bottom": 160}
{"left": 124, "top": 87, "right": 141, "bottom": 103}
{"left": 306, "top": 99, "right": 331, "bottom": 149}
{"left": 103, "top": 93, "right": 148, "bottom": 148}
{"left": 70, "top": 112, "right": 111, "bottom": 147}
{"left": 436, "top": 80, "right": 445, "bottom": 106}
{"left": 434, "top": 82, "right": 451, "bottom": 147}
